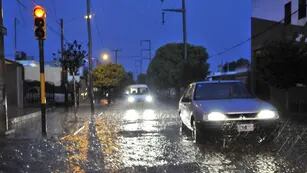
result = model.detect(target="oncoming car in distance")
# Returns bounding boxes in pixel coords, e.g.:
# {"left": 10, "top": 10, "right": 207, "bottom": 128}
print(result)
{"left": 125, "top": 84, "right": 154, "bottom": 104}
{"left": 179, "top": 80, "right": 279, "bottom": 143}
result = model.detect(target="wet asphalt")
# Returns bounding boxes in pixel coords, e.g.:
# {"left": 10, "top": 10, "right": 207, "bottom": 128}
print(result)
{"left": 0, "top": 99, "right": 307, "bottom": 173}
{"left": 99, "top": 99, "right": 307, "bottom": 173}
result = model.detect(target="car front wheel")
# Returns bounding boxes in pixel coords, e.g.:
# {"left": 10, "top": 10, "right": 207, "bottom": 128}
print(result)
{"left": 192, "top": 120, "right": 204, "bottom": 144}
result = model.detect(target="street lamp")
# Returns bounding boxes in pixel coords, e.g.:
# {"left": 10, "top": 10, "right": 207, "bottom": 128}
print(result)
{"left": 84, "top": 14, "right": 92, "bottom": 19}
{"left": 100, "top": 53, "right": 109, "bottom": 62}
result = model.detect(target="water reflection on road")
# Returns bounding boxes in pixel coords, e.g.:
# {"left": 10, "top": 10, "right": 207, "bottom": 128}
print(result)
{"left": 99, "top": 101, "right": 300, "bottom": 173}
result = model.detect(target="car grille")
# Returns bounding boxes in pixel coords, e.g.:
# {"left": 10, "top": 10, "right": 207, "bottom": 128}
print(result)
{"left": 226, "top": 113, "right": 258, "bottom": 119}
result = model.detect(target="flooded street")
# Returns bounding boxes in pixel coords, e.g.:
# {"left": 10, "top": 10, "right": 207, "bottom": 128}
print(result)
{"left": 1, "top": 100, "right": 307, "bottom": 173}
{"left": 99, "top": 100, "right": 307, "bottom": 173}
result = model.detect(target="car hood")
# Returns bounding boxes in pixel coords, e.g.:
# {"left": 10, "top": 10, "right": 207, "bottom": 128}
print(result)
{"left": 194, "top": 98, "right": 276, "bottom": 113}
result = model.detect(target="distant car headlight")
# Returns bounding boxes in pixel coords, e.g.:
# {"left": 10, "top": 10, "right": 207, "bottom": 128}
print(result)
{"left": 128, "top": 96, "right": 135, "bottom": 103}
{"left": 257, "top": 110, "right": 277, "bottom": 119}
{"left": 145, "top": 95, "right": 153, "bottom": 102}
{"left": 207, "top": 112, "right": 226, "bottom": 121}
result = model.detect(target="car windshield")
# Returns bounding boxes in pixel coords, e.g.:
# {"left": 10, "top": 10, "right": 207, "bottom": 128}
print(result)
{"left": 127, "top": 87, "right": 149, "bottom": 95}
{"left": 194, "top": 82, "right": 253, "bottom": 100}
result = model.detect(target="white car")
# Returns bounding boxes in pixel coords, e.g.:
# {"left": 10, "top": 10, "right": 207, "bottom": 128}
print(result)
{"left": 125, "top": 84, "right": 153, "bottom": 103}
{"left": 179, "top": 80, "right": 279, "bottom": 143}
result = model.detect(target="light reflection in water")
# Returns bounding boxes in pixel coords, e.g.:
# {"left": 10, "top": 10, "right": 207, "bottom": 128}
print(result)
{"left": 122, "top": 109, "right": 158, "bottom": 132}
{"left": 117, "top": 109, "right": 286, "bottom": 172}
{"left": 118, "top": 136, "right": 167, "bottom": 168}
{"left": 253, "top": 154, "right": 279, "bottom": 173}
{"left": 142, "top": 109, "right": 156, "bottom": 120}
{"left": 123, "top": 109, "right": 139, "bottom": 121}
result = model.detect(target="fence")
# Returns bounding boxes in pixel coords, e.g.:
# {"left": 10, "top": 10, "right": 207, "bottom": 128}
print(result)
{"left": 23, "top": 80, "right": 55, "bottom": 107}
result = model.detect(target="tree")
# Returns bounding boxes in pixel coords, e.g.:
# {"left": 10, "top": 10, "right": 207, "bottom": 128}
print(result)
{"left": 256, "top": 40, "right": 307, "bottom": 109}
{"left": 222, "top": 58, "right": 249, "bottom": 72}
{"left": 121, "top": 72, "right": 134, "bottom": 87}
{"left": 93, "top": 64, "right": 126, "bottom": 88}
{"left": 137, "top": 73, "right": 147, "bottom": 84}
{"left": 147, "top": 43, "right": 209, "bottom": 96}
{"left": 59, "top": 40, "right": 86, "bottom": 116}
{"left": 93, "top": 64, "right": 126, "bottom": 102}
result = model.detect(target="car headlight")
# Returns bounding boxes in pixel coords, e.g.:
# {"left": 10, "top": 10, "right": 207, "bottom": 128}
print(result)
{"left": 207, "top": 112, "right": 226, "bottom": 121}
{"left": 257, "top": 110, "right": 277, "bottom": 119}
{"left": 128, "top": 96, "right": 135, "bottom": 103}
{"left": 145, "top": 95, "right": 153, "bottom": 102}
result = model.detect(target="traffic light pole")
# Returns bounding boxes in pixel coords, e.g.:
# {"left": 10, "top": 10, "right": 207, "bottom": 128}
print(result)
{"left": 86, "top": 0, "right": 95, "bottom": 115}
{"left": 39, "top": 39, "right": 47, "bottom": 136}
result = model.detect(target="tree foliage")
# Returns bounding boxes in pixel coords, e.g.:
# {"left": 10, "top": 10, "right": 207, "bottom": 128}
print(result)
{"left": 256, "top": 41, "right": 307, "bottom": 89}
{"left": 59, "top": 40, "right": 86, "bottom": 75}
{"left": 222, "top": 58, "right": 249, "bottom": 72}
{"left": 147, "top": 43, "right": 209, "bottom": 89}
{"left": 137, "top": 73, "right": 147, "bottom": 84}
{"left": 120, "top": 72, "right": 135, "bottom": 88}
{"left": 93, "top": 64, "right": 126, "bottom": 88}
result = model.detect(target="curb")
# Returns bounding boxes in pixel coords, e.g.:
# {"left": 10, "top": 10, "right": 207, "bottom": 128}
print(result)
{"left": 9, "top": 107, "right": 56, "bottom": 125}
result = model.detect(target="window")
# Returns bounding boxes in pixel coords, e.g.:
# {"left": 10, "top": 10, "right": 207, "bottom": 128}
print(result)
{"left": 299, "top": 0, "right": 306, "bottom": 19}
{"left": 284, "top": 2, "right": 292, "bottom": 25}
{"left": 194, "top": 82, "right": 253, "bottom": 100}
{"left": 182, "top": 85, "right": 194, "bottom": 101}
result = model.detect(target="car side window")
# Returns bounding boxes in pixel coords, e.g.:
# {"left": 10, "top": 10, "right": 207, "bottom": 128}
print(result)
{"left": 182, "top": 85, "right": 194, "bottom": 102}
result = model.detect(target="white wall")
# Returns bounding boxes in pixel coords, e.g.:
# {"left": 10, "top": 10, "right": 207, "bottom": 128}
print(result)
{"left": 24, "top": 66, "right": 62, "bottom": 86}
{"left": 24, "top": 65, "right": 80, "bottom": 86}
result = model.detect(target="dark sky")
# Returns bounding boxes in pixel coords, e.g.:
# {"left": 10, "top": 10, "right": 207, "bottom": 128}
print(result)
{"left": 4, "top": 0, "right": 251, "bottom": 75}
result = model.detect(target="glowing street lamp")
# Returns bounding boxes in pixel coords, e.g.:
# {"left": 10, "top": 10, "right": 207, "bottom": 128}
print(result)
{"left": 84, "top": 14, "right": 92, "bottom": 19}
{"left": 100, "top": 53, "right": 109, "bottom": 62}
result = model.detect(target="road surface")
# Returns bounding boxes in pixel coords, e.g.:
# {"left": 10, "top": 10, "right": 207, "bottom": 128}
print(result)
{"left": 0, "top": 99, "right": 307, "bottom": 173}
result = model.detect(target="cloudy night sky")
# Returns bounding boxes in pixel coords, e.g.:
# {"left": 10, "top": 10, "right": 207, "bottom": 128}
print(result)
{"left": 4, "top": 0, "right": 252, "bottom": 75}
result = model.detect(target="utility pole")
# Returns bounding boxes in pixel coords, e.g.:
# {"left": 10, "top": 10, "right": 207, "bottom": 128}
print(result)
{"left": 0, "top": 0, "right": 8, "bottom": 134}
{"left": 182, "top": 0, "right": 187, "bottom": 61}
{"left": 60, "top": 19, "right": 69, "bottom": 109}
{"left": 112, "top": 49, "right": 121, "bottom": 64}
{"left": 134, "top": 58, "right": 142, "bottom": 76}
{"left": 14, "top": 17, "right": 17, "bottom": 57}
{"left": 86, "top": 0, "right": 95, "bottom": 115}
{"left": 162, "top": 0, "right": 187, "bottom": 61}
{"left": 140, "top": 40, "right": 152, "bottom": 61}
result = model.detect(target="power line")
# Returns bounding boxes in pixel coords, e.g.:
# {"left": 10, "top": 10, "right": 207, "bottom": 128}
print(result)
{"left": 209, "top": 7, "right": 301, "bottom": 58}
{"left": 16, "top": 0, "right": 26, "bottom": 9}
{"left": 50, "top": 0, "right": 58, "bottom": 20}
{"left": 16, "top": 0, "right": 68, "bottom": 42}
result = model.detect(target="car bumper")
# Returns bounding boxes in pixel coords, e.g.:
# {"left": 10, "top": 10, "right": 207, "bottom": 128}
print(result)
{"left": 196, "top": 120, "right": 279, "bottom": 135}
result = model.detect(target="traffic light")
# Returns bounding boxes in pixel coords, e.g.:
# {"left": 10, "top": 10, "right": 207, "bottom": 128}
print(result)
{"left": 33, "top": 5, "right": 46, "bottom": 40}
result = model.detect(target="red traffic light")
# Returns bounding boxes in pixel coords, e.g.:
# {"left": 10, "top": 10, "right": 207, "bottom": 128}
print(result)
{"left": 33, "top": 5, "right": 46, "bottom": 18}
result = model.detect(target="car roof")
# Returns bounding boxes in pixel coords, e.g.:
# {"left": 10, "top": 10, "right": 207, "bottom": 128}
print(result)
{"left": 191, "top": 80, "right": 242, "bottom": 85}
{"left": 128, "top": 84, "right": 149, "bottom": 88}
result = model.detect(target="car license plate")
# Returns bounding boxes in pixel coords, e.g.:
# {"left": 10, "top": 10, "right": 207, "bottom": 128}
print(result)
{"left": 237, "top": 124, "right": 254, "bottom": 132}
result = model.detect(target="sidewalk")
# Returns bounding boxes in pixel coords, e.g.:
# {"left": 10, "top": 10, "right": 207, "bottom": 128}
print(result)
{"left": 7, "top": 106, "right": 40, "bottom": 119}
{"left": 6, "top": 104, "right": 94, "bottom": 139}
{"left": 7, "top": 106, "right": 56, "bottom": 132}
{"left": 0, "top": 104, "right": 99, "bottom": 172}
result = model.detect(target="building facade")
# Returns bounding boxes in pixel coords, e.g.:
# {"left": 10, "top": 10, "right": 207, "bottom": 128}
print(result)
{"left": 252, "top": 0, "right": 307, "bottom": 113}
